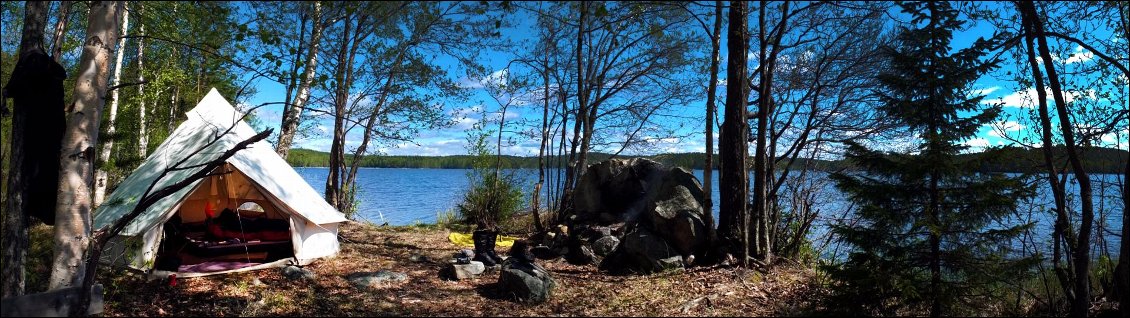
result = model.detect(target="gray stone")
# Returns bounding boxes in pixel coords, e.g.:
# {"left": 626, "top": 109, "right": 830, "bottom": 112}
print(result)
{"left": 454, "top": 249, "right": 475, "bottom": 259}
{"left": 498, "top": 259, "right": 555, "bottom": 304}
{"left": 347, "top": 270, "right": 408, "bottom": 288}
{"left": 645, "top": 167, "right": 709, "bottom": 258}
{"left": 592, "top": 236, "right": 620, "bottom": 256}
{"left": 281, "top": 265, "right": 315, "bottom": 280}
{"left": 442, "top": 261, "right": 486, "bottom": 280}
{"left": 599, "top": 227, "right": 683, "bottom": 274}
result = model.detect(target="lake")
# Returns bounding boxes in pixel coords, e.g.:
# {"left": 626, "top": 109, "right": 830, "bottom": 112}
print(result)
{"left": 294, "top": 167, "right": 1124, "bottom": 258}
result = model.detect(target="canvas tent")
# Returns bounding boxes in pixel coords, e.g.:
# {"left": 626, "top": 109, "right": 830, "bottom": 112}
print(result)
{"left": 94, "top": 88, "right": 347, "bottom": 277}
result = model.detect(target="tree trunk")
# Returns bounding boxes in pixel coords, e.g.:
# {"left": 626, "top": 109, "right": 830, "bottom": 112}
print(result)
{"left": 93, "top": 1, "right": 129, "bottom": 208}
{"left": 168, "top": 86, "right": 178, "bottom": 133}
{"left": 570, "top": 0, "right": 588, "bottom": 191}
{"left": 557, "top": 1, "right": 587, "bottom": 220}
{"left": 1113, "top": 7, "right": 1130, "bottom": 316}
{"left": 2, "top": 0, "right": 55, "bottom": 298}
{"left": 326, "top": 14, "right": 356, "bottom": 212}
{"left": 533, "top": 47, "right": 551, "bottom": 233}
{"left": 49, "top": 0, "right": 123, "bottom": 291}
{"left": 49, "top": 1, "right": 73, "bottom": 63}
{"left": 718, "top": 0, "right": 750, "bottom": 265}
{"left": 751, "top": 0, "right": 790, "bottom": 264}
{"left": 1020, "top": 3, "right": 1097, "bottom": 316}
{"left": 752, "top": 1, "right": 770, "bottom": 263}
{"left": 137, "top": 4, "right": 147, "bottom": 158}
{"left": 276, "top": 1, "right": 324, "bottom": 159}
{"left": 702, "top": 0, "right": 722, "bottom": 248}
{"left": 1020, "top": 8, "right": 1076, "bottom": 307}
{"left": 1118, "top": 151, "right": 1129, "bottom": 315}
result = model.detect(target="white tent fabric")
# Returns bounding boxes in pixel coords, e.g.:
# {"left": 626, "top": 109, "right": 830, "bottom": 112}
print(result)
{"left": 94, "top": 88, "right": 347, "bottom": 271}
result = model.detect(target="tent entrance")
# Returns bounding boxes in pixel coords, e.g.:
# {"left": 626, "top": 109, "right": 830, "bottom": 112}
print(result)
{"left": 153, "top": 164, "right": 296, "bottom": 273}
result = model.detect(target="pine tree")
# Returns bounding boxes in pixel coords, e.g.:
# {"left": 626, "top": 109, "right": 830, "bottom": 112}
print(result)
{"left": 823, "top": 2, "right": 1036, "bottom": 316}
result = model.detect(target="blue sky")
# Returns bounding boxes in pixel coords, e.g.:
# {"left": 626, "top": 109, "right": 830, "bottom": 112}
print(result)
{"left": 241, "top": 2, "right": 1127, "bottom": 157}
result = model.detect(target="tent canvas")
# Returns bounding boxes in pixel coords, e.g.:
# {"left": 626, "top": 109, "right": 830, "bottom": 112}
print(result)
{"left": 94, "top": 88, "right": 347, "bottom": 275}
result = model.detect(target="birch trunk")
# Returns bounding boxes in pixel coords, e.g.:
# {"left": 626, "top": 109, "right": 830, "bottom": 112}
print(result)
{"left": 49, "top": 0, "right": 123, "bottom": 291}
{"left": 93, "top": 1, "right": 129, "bottom": 207}
{"left": 276, "top": 1, "right": 324, "bottom": 159}
{"left": 137, "top": 4, "right": 147, "bottom": 158}
{"left": 49, "top": 1, "right": 72, "bottom": 63}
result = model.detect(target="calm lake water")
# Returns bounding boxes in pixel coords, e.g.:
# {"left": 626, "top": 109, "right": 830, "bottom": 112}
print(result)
{"left": 295, "top": 167, "right": 1124, "bottom": 258}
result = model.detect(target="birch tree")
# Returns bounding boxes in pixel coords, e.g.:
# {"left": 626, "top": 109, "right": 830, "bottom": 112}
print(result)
{"left": 274, "top": 1, "right": 325, "bottom": 159}
{"left": 93, "top": 1, "right": 129, "bottom": 207}
{"left": 50, "top": 0, "right": 123, "bottom": 290}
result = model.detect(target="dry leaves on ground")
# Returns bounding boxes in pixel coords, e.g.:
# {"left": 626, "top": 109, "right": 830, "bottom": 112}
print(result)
{"left": 100, "top": 222, "right": 826, "bottom": 317}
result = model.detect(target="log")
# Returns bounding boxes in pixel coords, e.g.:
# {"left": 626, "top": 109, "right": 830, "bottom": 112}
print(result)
{"left": 0, "top": 284, "right": 103, "bottom": 317}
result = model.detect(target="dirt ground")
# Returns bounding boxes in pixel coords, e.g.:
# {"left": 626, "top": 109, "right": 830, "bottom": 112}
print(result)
{"left": 99, "top": 222, "right": 826, "bottom": 317}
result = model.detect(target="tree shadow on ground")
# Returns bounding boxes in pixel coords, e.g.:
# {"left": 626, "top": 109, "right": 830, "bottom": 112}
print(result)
{"left": 473, "top": 281, "right": 514, "bottom": 302}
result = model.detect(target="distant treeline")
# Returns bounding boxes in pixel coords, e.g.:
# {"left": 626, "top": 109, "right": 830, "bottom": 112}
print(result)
{"left": 286, "top": 146, "right": 1128, "bottom": 174}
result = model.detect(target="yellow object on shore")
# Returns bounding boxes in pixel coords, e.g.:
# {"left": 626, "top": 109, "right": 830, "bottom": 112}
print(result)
{"left": 448, "top": 232, "right": 518, "bottom": 248}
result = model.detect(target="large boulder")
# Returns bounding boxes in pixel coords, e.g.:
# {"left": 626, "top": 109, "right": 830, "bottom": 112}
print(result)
{"left": 599, "top": 227, "right": 684, "bottom": 274}
{"left": 644, "top": 167, "right": 710, "bottom": 259}
{"left": 570, "top": 158, "right": 713, "bottom": 269}
{"left": 497, "top": 259, "right": 555, "bottom": 304}
{"left": 573, "top": 158, "right": 665, "bottom": 224}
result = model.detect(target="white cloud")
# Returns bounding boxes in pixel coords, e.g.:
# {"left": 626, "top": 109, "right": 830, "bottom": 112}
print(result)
{"left": 458, "top": 69, "right": 509, "bottom": 89}
{"left": 971, "top": 86, "right": 1001, "bottom": 97}
{"left": 965, "top": 138, "right": 991, "bottom": 152}
{"left": 985, "top": 87, "right": 1080, "bottom": 108}
{"left": 1064, "top": 45, "right": 1094, "bottom": 64}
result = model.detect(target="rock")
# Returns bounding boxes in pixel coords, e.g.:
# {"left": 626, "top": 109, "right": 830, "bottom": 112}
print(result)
{"left": 454, "top": 249, "right": 475, "bottom": 259}
{"left": 599, "top": 227, "right": 683, "bottom": 274}
{"left": 498, "top": 259, "right": 555, "bottom": 304}
{"left": 531, "top": 245, "right": 559, "bottom": 260}
{"left": 592, "top": 236, "right": 620, "bottom": 256}
{"left": 569, "top": 159, "right": 713, "bottom": 263}
{"left": 281, "top": 265, "right": 315, "bottom": 280}
{"left": 573, "top": 158, "right": 665, "bottom": 224}
{"left": 644, "top": 167, "right": 709, "bottom": 258}
{"left": 347, "top": 270, "right": 408, "bottom": 288}
{"left": 565, "top": 244, "right": 596, "bottom": 265}
{"left": 441, "top": 261, "right": 486, "bottom": 280}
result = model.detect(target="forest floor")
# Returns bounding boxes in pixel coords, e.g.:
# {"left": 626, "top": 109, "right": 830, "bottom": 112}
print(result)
{"left": 96, "top": 221, "right": 829, "bottom": 317}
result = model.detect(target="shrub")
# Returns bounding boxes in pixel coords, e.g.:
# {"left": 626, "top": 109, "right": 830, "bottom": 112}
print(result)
{"left": 455, "top": 130, "right": 525, "bottom": 231}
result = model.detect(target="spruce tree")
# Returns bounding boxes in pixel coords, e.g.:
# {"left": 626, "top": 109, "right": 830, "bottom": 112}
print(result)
{"left": 823, "top": 2, "right": 1036, "bottom": 316}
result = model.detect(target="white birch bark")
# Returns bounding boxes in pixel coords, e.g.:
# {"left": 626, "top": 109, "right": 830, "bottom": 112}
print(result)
{"left": 50, "top": 0, "right": 123, "bottom": 290}
{"left": 93, "top": 1, "right": 128, "bottom": 207}
{"left": 276, "top": 1, "right": 324, "bottom": 159}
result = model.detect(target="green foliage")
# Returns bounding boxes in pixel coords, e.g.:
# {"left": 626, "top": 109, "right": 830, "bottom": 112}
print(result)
{"left": 822, "top": 2, "right": 1037, "bottom": 316}
{"left": 455, "top": 131, "right": 525, "bottom": 231}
